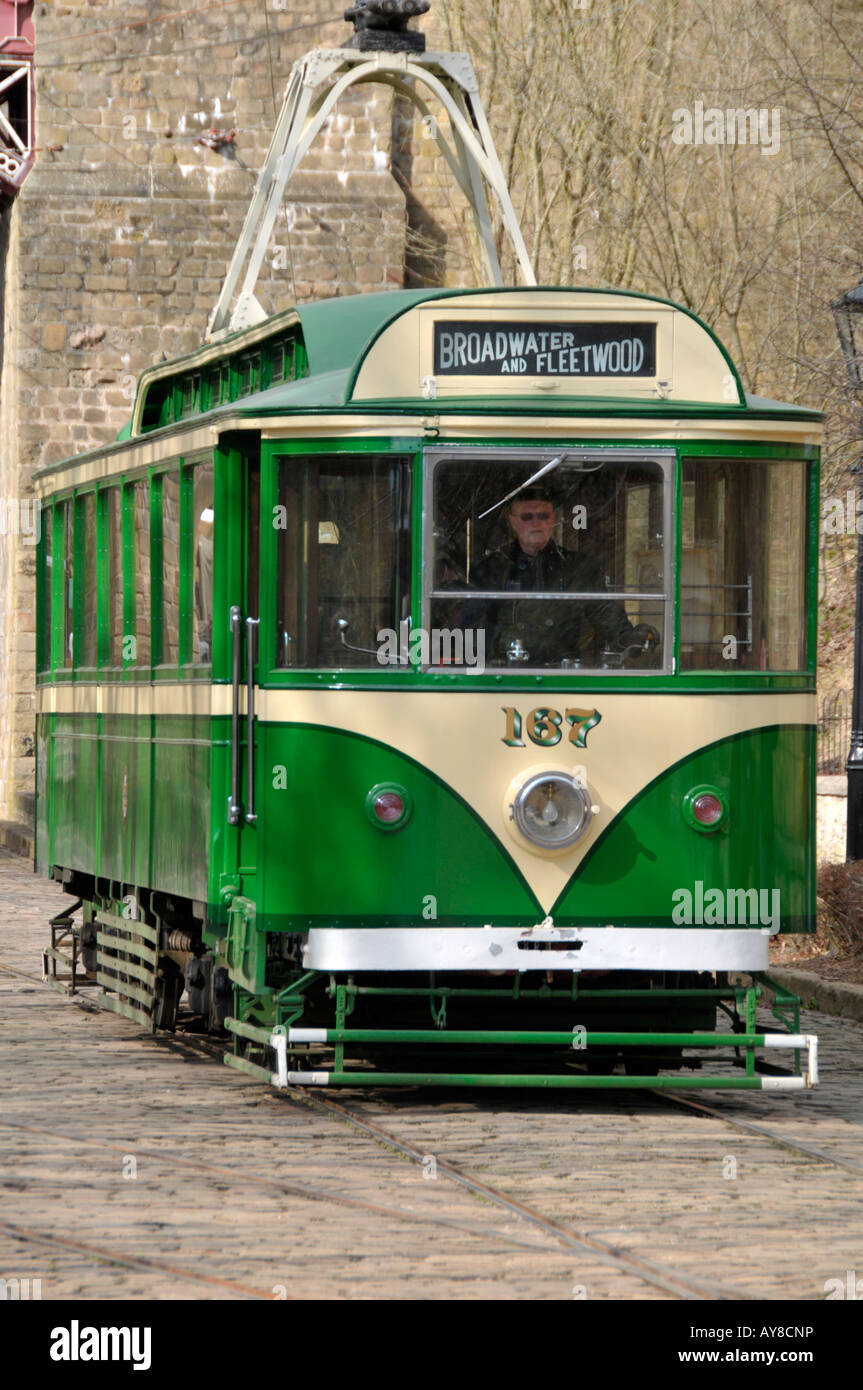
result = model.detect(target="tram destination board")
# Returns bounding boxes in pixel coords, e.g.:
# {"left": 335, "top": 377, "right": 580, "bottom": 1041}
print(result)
{"left": 434, "top": 319, "right": 657, "bottom": 377}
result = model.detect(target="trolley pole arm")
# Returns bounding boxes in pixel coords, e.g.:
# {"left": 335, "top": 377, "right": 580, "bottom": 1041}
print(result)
{"left": 206, "top": 46, "right": 537, "bottom": 340}
{"left": 207, "top": 62, "right": 311, "bottom": 340}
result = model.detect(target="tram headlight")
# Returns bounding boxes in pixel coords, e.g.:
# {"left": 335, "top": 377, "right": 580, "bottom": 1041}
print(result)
{"left": 511, "top": 772, "right": 592, "bottom": 851}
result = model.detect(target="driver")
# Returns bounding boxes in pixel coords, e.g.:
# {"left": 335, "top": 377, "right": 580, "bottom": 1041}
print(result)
{"left": 468, "top": 486, "right": 656, "bottom": 666}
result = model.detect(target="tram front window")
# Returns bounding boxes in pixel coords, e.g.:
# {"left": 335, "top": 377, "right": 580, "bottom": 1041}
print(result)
{"left": 427, "top": 452, "right": 669, "bottom": 670}
{"left": 679, "top": 458, "right": 810, "bottom": 671}
{"left": 275, "top": 454, "right": 412, "bottom": 669}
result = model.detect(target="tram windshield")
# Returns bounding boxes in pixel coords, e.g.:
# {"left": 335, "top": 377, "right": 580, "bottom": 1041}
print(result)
{"left": 426, "top": 451, "right": 670, "bottom": 670}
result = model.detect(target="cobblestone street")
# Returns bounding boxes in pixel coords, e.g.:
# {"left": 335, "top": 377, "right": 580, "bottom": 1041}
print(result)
{"left": 1, "top": 847, "right": 862, "bottom": 1301}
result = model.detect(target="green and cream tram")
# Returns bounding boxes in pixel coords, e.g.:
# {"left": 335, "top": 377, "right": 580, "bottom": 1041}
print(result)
{"left": 37, "top": 286, "right": 821, "bottom": 1090}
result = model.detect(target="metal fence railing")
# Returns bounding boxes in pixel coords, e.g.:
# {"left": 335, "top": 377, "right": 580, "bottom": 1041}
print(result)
{"left": 817, "top": 689, "right": 852, "bottom": 775}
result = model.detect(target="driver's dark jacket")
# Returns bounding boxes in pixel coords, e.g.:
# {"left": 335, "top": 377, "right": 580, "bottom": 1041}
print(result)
{"left": 466, "top": 539, "right": 633, "bottom": 665}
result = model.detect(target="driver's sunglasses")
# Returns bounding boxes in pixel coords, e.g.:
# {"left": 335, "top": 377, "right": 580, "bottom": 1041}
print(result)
{"left": 513, "top": 509, "right": 554, "bottom": 522}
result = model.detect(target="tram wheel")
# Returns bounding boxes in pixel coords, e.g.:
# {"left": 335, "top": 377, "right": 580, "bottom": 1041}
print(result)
{"left": 154, "top": 959, "right": 183, "bottom": 1032}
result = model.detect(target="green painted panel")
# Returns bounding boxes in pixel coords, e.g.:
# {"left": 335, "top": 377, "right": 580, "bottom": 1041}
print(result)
{"left": 129, "top": 718, "right": 153, "bottom": 890}
{"left": 49, "top": 723, "right": 75, "bottom": 869}
{"left": 38, "top": 711, "right": 210, "bottom": 904}
{"left": 256, "top": 723, "right": 540, "bottom": 928}
{"left": 35, "top": 715, "right": 52, "bottom": 874}
{"left": 51, "top": 720, "right": 99, "bottom": 872}
{"left": 35, "top": 710, "right": 813, "bottom": 941}
{"left": 151, "top": 715, "right": 211, "bottom": 900}
{"left": 553, "top": 726, "right": 815, "bottom": 930}
{"left": 98, "top": 715, "right": 133, "bottom": 881}
{"left": 70, "top": 723, "right": 99, "bottom": 870}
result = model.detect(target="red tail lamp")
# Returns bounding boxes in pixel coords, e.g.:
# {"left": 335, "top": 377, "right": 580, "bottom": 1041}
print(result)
{"left": 682, "top": 785, "right": 728, "bottom": 833}
{"left": 365, "top": 783, "right": 412, "bottom": 832}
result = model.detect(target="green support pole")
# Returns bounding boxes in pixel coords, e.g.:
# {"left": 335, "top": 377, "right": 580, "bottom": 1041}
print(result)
{"left": 308, "top": 1072, "right": 771, "bottom": 1091}
{"left": 334, "top": 983, "right": 347, "bottom": 1073}
{"left": 745, "top": 984, "right": 758, "bottom": 1077}
{"left": 289, "top": 1028, "right": 771, "bottom": 1047}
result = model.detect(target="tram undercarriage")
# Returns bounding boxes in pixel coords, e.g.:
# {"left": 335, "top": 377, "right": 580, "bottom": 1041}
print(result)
{"left": 42, "top": 884, "right": 816, "bottom": 1093}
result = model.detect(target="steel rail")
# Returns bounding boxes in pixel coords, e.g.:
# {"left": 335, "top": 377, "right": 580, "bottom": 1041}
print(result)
{"left": 650, "top": 1091, "right": 863, "bottom": 1177}
{"left": 0, "top": 1115, "right": 558, "bottom": 1257}
{"left": 3, "top": 972, "right": 565, "bottom": 1263}
{"left": 289, "top": 1090, "right": 759, "bottom": 1302}
{"left": 0, "top": 960, "right": 48, "bottom": 985}
{"left": 0, "top": 1218, "right": 275, "bottom": 1300}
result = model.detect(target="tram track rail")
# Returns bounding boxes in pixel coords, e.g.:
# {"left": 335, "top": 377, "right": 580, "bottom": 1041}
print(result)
{"left": 0, "top": 1217, "right": 277, "bottom": 1300}
{"left": 149, "top": 1033, "right": 760, "bottom": 1300}
{"left": 0, "top": 1115, "right": 564, "bottom": 1257}
{"left": 1, "top": 978, "right": 748, "bottom": 1301}
{"left": 3, "top": 955, "right": 861, "bottom": 1300}
{"left": 0, "top": 1083, "right": 748, "bottom": 1303}
{"left": 281, "top": 1088, "right": 758, "bottom": 1302}
{"left": 649, "top": 1091, "right": 863, "bottom": 1176}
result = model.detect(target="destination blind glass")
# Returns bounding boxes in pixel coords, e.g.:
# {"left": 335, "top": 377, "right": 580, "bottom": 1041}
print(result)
{"left": 434, "top": 320, "right": 656, "bottom": 378}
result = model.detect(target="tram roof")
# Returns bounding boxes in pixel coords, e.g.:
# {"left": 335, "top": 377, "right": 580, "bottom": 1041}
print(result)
{"left": 34, "top": 288, "right": 823, "bottom": 488}
{"left": 121, "top": 287, "right": 823, "bottom": 438}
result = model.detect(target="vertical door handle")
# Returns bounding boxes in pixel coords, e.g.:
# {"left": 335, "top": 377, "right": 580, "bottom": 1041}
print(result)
{"left": 228, "top": 606, "right": 242, "bottom": 826}
{"left": 245, "top": 617, "right": 260, "bottom": 824}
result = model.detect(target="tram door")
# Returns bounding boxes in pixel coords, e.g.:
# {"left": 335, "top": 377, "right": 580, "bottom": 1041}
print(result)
{"left": 224, "top": 442, "right": 261, "bottom": 920}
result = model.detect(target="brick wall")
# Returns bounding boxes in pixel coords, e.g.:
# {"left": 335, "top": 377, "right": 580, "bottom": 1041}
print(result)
{"left": 0, "top": 0, "right": 469, "bottom": 825}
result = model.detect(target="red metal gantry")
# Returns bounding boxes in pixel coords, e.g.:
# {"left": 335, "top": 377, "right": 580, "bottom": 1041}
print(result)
{"left": 0, "top": 0, "right": 34, "bottom": 204}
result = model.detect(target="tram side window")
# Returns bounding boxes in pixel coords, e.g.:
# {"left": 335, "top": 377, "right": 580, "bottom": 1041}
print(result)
{"left": 63, "top": 501, "right": 74, "bottom": 667}
{"left": 679, "top": 459, "right": 809, "bottom": 671}
{"left": 275, "top": 455, "right": 412, "bottom": 669}
{"left": 133, "top": 480, "right": 151, "bottom": 667}
{"left": 190, "top": 460, "right": 214, "bottom": 664}
{"left": 106, "top": 488, "right": 124, "bottom": 667}
{"left": 160, "top": 471, "right": 181, "bottom": 665}
{"left": 80, "top": 492, "right": 97, "bottom": 667}
{"left": 38, "top": 505, "right": 52, "bottom": 673}
{"left": 429, "top": 454, "right": 668, "bottom": 670}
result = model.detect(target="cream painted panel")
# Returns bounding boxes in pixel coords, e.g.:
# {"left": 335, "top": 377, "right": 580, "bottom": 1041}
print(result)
{"left": 99, "top": 683, "right": 213, "bottom": 718}
{"left": 33, "top": 426, "right": 219, "bottom": 498}
{"left": 37, "top": 685, "right": 98, "bottom": 716}
{"left": 260, "top": 413, "right": 821, "bottom": 446}
{"left": 351, "top": 290, "right": 734, "bottom": 404}
{"left": 255, "top": 689, "right": 815, "bottom": 913}
{"left": 35, "top": 407, "right": 821, "bottom": 501}
{"left": 37, "top": 683, "right": 228, "bottom": 718}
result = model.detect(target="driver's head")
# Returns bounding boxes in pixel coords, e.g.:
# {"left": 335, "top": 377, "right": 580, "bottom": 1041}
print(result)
{"left": 508, "top": 487, "right": 556, "bottom": 556}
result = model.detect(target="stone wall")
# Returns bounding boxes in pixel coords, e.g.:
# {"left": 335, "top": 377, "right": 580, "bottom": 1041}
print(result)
{"left": 0, "top": 0, "right": 464, "bottom": 825}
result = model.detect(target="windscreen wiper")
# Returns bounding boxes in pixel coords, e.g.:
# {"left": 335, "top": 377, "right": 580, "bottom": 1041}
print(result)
{"left": 477, "top": 453, "right": 603, "bottom": 520}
